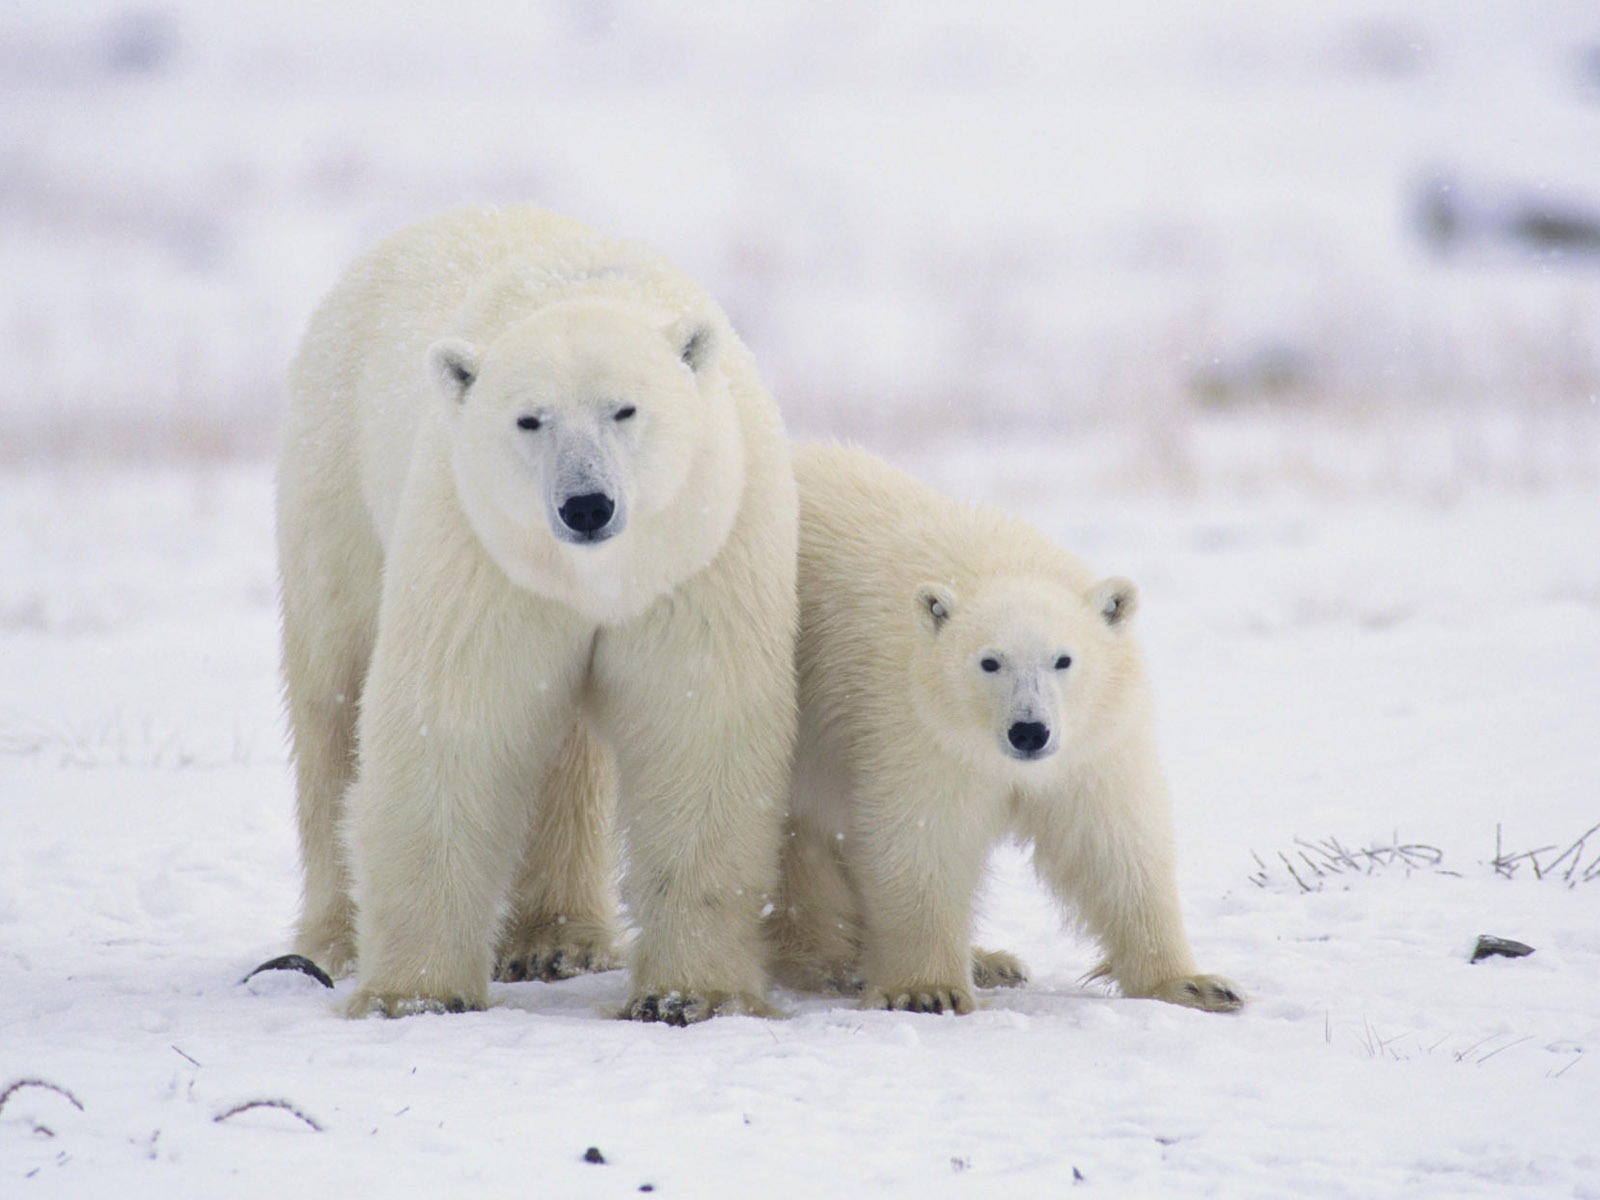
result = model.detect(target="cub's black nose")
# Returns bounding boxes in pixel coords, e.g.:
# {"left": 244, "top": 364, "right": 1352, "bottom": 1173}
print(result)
{"left": 558, "top": 492, "right": 615, "bottom": 535}
{"left": 1008, "top": 721, "right": 1050, "bottom": 755}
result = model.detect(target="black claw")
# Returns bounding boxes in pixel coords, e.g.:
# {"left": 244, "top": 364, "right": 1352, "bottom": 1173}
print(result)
{"left": 503, "top": 958, "right": 527, "bottom": 982}
{"left": 446, "top": 996, "right": 468, "bottom": 1014}
{"left": 1184, "top": 981, "right": 1202, "bottom": 997}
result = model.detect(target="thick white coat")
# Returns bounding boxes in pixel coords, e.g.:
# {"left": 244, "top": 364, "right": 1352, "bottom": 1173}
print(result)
{"left": 769, "top": 444, "right": 1239, "bottom": 1015}
{"left": 278, "top": 206, "right": 797, "bottom": 1020}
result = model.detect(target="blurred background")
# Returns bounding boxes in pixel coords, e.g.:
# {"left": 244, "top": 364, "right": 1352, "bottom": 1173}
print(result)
{"left": 4, "top": 0, "right": 1599, "bottom": 492}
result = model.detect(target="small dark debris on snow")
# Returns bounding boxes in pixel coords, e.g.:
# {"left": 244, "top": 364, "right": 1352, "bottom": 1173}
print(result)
{"left": 583, "top": 1146, "right": 607, "bottom": 1164}
{"left": 240, "top": 954, "right": 335, "bottom": 988}
{"left": 213, "top": 1099, "right": 324, "bottom": 1132}
{"left": 0, "top": 1078, "right": 85, "bottom": 1116}
{"left": 1471, "top": 935, "right": 1535, "bottom": 963}
{"left": 1074, "top": 1166, "right": 1087, "bottom": 1184}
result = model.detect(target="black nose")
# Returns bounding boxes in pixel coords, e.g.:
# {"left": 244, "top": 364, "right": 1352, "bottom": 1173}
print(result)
{"left": 558, "top": 492, "right": 615, "bottom": 535}
{"left": 1008, "top": 722, "right": 1050, "bottom": 754}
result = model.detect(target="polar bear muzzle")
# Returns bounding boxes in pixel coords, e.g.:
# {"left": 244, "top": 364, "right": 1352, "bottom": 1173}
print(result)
{"left": 1006, "top": 720, "right": 1052, "bottom": 758}
{"left": 557, "top": 491, "right": 617, "bottom": 540}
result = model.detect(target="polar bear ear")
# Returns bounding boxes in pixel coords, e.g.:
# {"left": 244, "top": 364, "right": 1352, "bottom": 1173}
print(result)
{"left": 915, "top": 582, "right": 956, "bottom": 634}
{"left": 427, "top": 338, "right": 480, "bottom": 406}
{"left": 671, "top": 318, "right": 716, "bottom": 374}
{"left": 1091, "top": 576, "right": 1139, "bottom": 628}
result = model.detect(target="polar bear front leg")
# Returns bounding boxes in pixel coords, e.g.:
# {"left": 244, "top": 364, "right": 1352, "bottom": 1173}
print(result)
{"left": 345, "top": 538, "right": 593, "bottom": 1017}
{"left": 1023, "top": 755, "right": 1242, "bottom": 1013}
{"left": 495, "top": 724, "right": 623, "bottom": 983}
{"left": 850, "top": 768, "right": 999, "bottom": 1016}
{"left": 594, "top": 610, "right": 793, "bottom": 1025}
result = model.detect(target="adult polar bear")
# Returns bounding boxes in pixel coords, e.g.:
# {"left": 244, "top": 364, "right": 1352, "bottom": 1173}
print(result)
{"left": 278, "top": 206, "right": 797, "bottom": 1022}
{"left": 768, "top": 445, "right": 1240, "bottom": 1016}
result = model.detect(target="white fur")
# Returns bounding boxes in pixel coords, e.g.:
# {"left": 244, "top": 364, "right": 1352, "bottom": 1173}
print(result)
{"left": 278, "top": 206, "right": 797, "bottom": 1021}
{"left": 768, "top": 444, "right": 1240, "bottom": 1015}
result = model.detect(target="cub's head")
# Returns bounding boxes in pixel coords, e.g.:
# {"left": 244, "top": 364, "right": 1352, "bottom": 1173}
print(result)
{"left": 428, "top": 296, "right": 722, "bottom": 555}
{"left": 907, "top": 574, "right": 1140, "bottom": 768}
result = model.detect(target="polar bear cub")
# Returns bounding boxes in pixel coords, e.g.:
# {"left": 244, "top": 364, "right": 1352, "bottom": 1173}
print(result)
{"left": 278, "top": 206, "right": 797, "bottom": 1022}
{"left": 768, "top": 444, "right": 1240, "bottom": 1015}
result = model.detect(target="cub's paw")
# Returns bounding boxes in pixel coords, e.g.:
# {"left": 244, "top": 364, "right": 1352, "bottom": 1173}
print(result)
{"left": 620, "top": 989, "right": 778, "bottom": 1026}
{"left": 345, "top": 989, "right": 485, "bottom": 1019}
{"left": 494, "top": 925, "right": 622, "bottom": 983}
{"left": 1149, "top": 974, "right": 1244, "bottom": 1013}
{"left": 862, "top": 983, "right": 976, "bottom": 1016}
{"left": 971, "top": 947, "right": 1029, "bottom": 990}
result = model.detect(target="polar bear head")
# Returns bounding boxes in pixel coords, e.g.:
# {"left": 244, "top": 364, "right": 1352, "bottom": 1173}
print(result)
{"left": 425, "top": 295, "right": 744, "bottom": 618}
{"left": 907, "top": 573, "right": 1141, "bottom": 768}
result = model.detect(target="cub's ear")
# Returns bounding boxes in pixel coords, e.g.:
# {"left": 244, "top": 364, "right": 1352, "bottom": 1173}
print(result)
{"left": 1090, "top": 576, "right": 1139, "bottom": 628}
{"left": 427, "top": 338, "right": 480, "bottom": 406}
{"left": 670, "top": 317, "right": 716, "bottom": 374}
{"left": 914, "top": 582, "right": 956, "bottom": 634}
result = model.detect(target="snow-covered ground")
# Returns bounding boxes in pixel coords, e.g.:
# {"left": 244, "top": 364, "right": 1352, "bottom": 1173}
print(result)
{"left": 4, "top": 2, "right": 1600, "bottom": 1197}
{"left": 3, "top": 440, "right": 1597, "bottom": 1198}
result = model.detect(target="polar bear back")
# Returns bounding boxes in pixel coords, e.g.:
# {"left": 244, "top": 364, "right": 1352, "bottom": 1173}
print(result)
{"left": 794, "top": 443, "right": 1097, "bottom": 631}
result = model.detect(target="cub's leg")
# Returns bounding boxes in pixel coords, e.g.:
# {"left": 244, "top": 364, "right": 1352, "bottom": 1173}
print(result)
{"left": 767, "top": 813, "right": 864, "bottom": 994}
{"left": 495, "top": 724, "right": 623, "bottom": 983}
{"left": 1024, "top": 752, "right": 1242, "bottom": 1013}
{"left": 849, "top": 765, "right": 1004, "bottom": 1016}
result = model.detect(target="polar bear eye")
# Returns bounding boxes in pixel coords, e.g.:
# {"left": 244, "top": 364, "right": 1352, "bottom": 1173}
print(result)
{"left": 614, "top": 405, "right": 637, "bottom": 422}
{"left": 1055, "top": 655, "right": 1072, "bottom": 670}
{"left": 980, "top": 657, "right": 1001, "bottom": 673}
{"left": 515, "top": 415, "right": 542, "bottom": 432}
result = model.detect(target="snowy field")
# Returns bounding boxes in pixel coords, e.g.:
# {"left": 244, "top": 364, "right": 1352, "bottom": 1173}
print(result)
{"left": 4, "top": 2, "right": 1600, "bottom": 1197}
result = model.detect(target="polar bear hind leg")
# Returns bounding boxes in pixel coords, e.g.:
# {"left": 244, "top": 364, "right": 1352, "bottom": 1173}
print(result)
{"left": 495, "top": 725, "right": 624, "bottom": 982}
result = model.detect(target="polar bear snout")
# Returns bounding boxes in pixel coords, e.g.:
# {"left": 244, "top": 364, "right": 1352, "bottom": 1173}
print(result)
{"left": 1006, "top": 720, "right": 1054, "bottom": 760}
{"left": 557, "top": 490, "right": 618, "bottom": 541}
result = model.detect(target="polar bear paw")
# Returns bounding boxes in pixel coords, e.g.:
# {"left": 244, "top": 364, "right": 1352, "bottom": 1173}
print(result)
{"left": 620, "top": 989, "right": 778, "bottom": 1026}
{"left": 494, "top": 925, "right": 622, "bottom": 983}
{"left": 345, "top": 989, "right": 485, "bottom": 1019}
{"left": 970, "top": 947, "right": 1029, "bottom": 989}
{"left": 1148, "top": 974, "right": 1244, "bottom": 1013}
{"left": 862, "top": 983, "right": 977, "bottom": 1015}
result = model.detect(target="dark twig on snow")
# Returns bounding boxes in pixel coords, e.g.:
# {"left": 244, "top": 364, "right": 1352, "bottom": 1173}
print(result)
{"left": 1256, "top": 824, "right": 1598, "bottom": 890}
{"left": 0, "top": 1078, "right": 84, "bottom": 1115}
{"left": 1472, "top": 1034, "right": 1535, "bottom": 1065}
{"left": 213, "top": 1099, "right": 324, "bottom": 1132}
{"left": 1278, "top": 851, "right": 1313, "bottom": 893}
{"left": 1548, "top": 821, "right": 1600, "bottom": 882}
{"left": 240, "top": 954, "right": 335, "bottom": 989}
{"left": 1492, "top": 820, "right": 1600, "bottom": 885}
{"left": 1251, "top": 835, "right": 1446, "bottom": 891}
